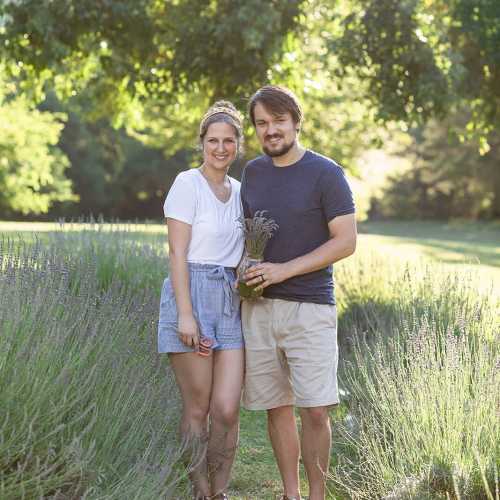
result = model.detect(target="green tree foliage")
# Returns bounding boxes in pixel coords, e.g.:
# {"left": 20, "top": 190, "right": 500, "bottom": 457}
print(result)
{"left": 43, "top": 96, "right": 192, "bottom": 219}
{"left": 279, "top": 1, "right": 384, "bottom": 171}
{"left": 1, "top": 0, "right": 498, "bottom": 221}
{"left": 0, "top": 0, "right": 304, "bottom": 123}
{"left": 374, "top": 116, "right": 500, "bottom": 219}
{"left": 332, "top": 0, "right": 500, "bottom": 139}
{"left": 0, "top": 81, "right": 75, "bottom": 216}
{"left": 0, "top": 0, "right": 307, "bottom": 217}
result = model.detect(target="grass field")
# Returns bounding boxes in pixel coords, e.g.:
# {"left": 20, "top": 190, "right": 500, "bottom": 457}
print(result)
{"left": 1, "top": 219, "right": 498, "bottom": 273}
{"left": 1, "top": 220, "right": 498, "bottom": 499}
{"left": 358, "top": 221, "right": 500, "bottom": 292}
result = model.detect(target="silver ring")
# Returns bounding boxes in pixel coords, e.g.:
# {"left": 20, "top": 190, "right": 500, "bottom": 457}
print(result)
{"left": 260, "top": 274, "right": 265, "bottom": 283}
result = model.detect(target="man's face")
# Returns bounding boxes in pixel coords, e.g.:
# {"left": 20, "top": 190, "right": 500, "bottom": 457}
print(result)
{"left": 253, "top": 102, "right": 298, "bottom": 157}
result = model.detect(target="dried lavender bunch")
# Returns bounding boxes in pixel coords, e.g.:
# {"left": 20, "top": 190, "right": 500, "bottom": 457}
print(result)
{"left": 237, "top": 210, "right": 279, "bottom": 258}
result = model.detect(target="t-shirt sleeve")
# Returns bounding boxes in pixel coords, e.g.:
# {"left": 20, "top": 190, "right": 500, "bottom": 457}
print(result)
{"left": 163, "top": 174, "right": 196, "bottom": 224}
{"left": 320, "top": 165, "right": 355, "bottom": 221}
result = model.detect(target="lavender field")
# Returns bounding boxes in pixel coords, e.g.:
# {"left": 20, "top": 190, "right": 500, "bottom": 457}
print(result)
{"left": 1, "top": 222, "right": 498, "bottom": 499}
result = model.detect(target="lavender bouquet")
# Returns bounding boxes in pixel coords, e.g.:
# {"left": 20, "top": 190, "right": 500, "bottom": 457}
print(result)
{"left": 237, "top": 211, "right": 279, "bottom": 299}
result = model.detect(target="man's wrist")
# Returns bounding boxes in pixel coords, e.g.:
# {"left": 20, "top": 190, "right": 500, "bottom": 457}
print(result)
{"left": 282, "top": 260, "right": 299, "bottom": 281}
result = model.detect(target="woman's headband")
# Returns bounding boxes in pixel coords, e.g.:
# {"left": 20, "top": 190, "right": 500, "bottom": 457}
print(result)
{"left": 200, "top": 107, "right": 242, "bottom": 135}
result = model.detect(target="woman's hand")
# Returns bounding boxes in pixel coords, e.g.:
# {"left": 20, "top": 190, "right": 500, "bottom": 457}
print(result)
{"left": 177, "top": 313, "right": 199, "bottom": 348}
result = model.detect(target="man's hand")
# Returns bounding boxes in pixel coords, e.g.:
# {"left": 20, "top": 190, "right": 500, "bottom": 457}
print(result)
{"left": 244, "top": 262, "right": 290, "bottom": 291}
{"left": 242, "top": 214, "right": 356, "bottom": 294}
{"left": 177, "top": 313, "right": 199, "bottom": 348}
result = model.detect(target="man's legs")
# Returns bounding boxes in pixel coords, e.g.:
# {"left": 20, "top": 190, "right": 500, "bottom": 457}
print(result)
{"left": 242, "top": 299, "right": 299, "bottom": 496}
{"left": 279, "top": 302, "right": 337, "bottom": 499}
{"left": 299, "top": 406, "right": 331, "bottom": 500}
{"left": 267, "top": 405, "right": 301, "bottom": 499}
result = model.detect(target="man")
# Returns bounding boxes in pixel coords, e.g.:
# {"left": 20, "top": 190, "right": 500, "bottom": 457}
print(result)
{"left": 240, "top": 85, "right": 356, "bottom": 500}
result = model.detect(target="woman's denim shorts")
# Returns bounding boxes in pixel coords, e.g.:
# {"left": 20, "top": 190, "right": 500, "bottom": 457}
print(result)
{"left": 158, "top": 263, "right": 243, "bottom": 353}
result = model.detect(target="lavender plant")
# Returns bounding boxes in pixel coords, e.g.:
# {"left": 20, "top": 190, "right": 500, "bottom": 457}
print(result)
{"left": 1, "top": 222, "right": 498, "bottom": 499}
{"left": 0, "top": 231, "right": 189, "bottom": 499}
{"left": 237, "top": 210, "right": 278, "bottom": 259}
{"left": 329, "top": 250, "right": 499, "bottom": 500}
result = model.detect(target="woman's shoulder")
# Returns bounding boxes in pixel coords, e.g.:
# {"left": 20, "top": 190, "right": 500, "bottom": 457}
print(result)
{"left": 175, "top": 168, "right": 201, "bottom": 184}
{"left": 167, "top": 169, "right": 202, "bottom": 202}
{"left": 170, "top": 169, "right": 202, "bottom": 192}
{"left": 228, "top": 175, "right": 241, "bottom": 192}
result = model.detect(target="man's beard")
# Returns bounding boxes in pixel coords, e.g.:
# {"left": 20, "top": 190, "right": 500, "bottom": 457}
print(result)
{"left": 262, "top": 136, "right": 295, "bottom": 158}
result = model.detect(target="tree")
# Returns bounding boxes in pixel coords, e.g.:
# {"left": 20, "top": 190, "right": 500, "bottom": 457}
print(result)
{"left": 42, "top": 94, "right": 194, "bottom": 220}
{"left": 331, "top": 0, "right": 500, "bottom": 143}
{"left": 375, "top": 114, "right": 500, "bottom": 219}
{"left": 240, "top": 0, "right": 386, "bottom": 172}
{"left": 0, "top": 0, "right": 304, "bottom": 124}
{"left": 0, "top": 0, "right": 311, "bottom": 218}
{"left": 0, "top": 78, "right": 75, "bottom": 216}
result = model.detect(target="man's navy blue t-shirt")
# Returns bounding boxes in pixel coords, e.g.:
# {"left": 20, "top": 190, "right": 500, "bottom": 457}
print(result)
{"left": 240, "top": 150, "right": 355, "bottom": 305}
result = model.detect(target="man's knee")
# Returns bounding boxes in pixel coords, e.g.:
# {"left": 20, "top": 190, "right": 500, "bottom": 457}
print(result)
{"left": 300, "top": 406, "right": 330, "bottom": 428}
{"left": 267, "top": 405, "right": 295, "bottom": 425}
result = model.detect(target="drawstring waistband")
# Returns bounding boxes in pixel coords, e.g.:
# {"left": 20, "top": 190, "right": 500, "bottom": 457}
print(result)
{"left": 205, "top": 266, "right": 236, "bottom": 316}
{"left": 188, "top": 263, "right": 236, "bottom": 317}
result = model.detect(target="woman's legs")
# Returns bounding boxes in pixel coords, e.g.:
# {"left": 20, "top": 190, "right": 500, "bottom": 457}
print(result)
{"left": 169, "top": 352, "right": 213, "bottom": 498}
{"left": 208, "top": 349, "right": 244, "bottom": 497}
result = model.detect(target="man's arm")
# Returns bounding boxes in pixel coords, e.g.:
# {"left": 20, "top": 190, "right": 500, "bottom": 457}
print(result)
{"left": 244, "top": 213, "right": 356, "bottom": 290}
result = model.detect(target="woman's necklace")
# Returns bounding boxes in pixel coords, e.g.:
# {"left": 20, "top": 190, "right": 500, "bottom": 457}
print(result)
{"left": 199, "top": 167, "right": 231, "bottom": 203}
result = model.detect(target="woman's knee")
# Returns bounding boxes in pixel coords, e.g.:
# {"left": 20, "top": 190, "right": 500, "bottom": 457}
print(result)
{"left": 183, "top": 403, "right": 210, "bottom": 427}
{"left": 210, "top": 400, "right": 240, "bottom": 428}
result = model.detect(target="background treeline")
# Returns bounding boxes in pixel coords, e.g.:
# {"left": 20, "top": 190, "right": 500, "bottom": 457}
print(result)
{"left": 0, "top": 0, "right": 499, "bottom": 221}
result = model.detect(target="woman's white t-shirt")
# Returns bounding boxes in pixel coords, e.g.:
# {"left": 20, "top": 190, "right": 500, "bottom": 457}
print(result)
{"left": 163, "top": 169, "right": 244, "bottom": 268}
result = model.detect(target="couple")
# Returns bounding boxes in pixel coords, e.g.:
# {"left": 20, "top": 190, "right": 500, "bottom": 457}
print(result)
{"left": 158, "top": 85, "right": 356, "bottom": 500}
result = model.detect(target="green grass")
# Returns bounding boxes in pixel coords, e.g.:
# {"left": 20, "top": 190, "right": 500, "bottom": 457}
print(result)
{"left": 1, "top": 220, "right": 498, "bottom": 499}
{"left": 358, "top": 221, "right": 500, "bottom": 294}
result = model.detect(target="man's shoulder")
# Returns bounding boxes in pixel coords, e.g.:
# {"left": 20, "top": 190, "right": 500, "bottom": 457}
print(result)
{"left": 241, "top": 155, "right": 270, "bottom": 186}
{"left": 306, "top": 150, "right": 344, "bottom": 174}
{"left": 245, "top": 154, "right": 270, "bottom": 171}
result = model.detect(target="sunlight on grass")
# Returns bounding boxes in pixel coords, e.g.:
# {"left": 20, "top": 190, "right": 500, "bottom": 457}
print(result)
{"left": 358, "top": 234, "right": 500, "bottom": 296}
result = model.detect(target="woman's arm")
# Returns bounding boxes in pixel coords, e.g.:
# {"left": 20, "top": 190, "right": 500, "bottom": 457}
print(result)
{"left": 167, "top": 217, "right": 200, "bottom": 349}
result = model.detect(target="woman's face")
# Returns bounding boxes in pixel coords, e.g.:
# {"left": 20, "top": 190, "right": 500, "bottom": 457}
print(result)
{"left": 202, "top": 122, "right": 238, "bottom": 172}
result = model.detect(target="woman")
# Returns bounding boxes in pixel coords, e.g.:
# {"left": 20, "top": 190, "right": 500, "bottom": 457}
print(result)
{"left": 158, "top": 101, "right": 245, "bottom": 500}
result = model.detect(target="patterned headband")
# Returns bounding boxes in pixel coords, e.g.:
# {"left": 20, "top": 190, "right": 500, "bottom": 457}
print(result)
{"left": 200, "top": 107, "right": 242, "bottom": 134}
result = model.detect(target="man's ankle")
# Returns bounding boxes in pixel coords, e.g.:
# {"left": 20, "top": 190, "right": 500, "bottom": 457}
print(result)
{"left": 282, "top": 488, "right": 301, "bottom": 500}
{"left": 307, "top": 487, "right": 326, "bottom": 500}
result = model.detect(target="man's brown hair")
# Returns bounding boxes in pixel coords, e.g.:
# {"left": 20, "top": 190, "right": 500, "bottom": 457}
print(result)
{"left": 248, "top": 85, "right": 303, "bottom": 128}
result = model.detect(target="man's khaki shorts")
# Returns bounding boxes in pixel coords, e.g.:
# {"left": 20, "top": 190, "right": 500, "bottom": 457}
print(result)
{"left": 242, "top": 298, "right": 339, "bottom": 410}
